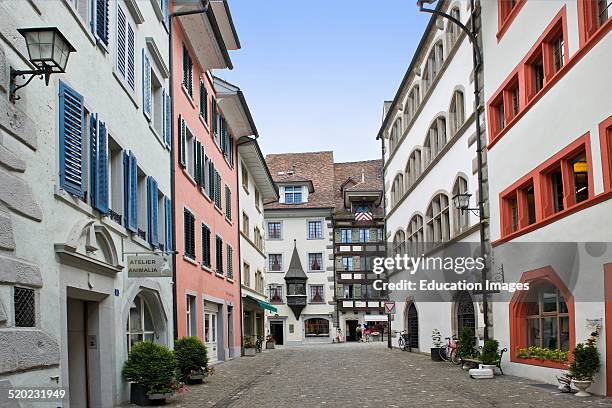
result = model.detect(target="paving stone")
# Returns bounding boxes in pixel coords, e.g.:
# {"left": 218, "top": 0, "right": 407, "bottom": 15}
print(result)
{"left": 125, "top": 343, "right": 612, "bottom": 407}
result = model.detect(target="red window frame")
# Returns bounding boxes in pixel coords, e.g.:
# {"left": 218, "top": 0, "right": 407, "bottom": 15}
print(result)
{"left": 498, "top": 133, "right": 594, "bottom": 240}
{"left": 600, "top": 115, "right": 612, "bottom": 192}
{"left": 578, "top": 0, "right": 612, "bottom": 46}
{"left": 497, "top": 0, "right": 527, "bottom": 41}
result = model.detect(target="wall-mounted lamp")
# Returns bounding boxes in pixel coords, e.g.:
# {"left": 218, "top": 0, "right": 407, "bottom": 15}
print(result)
{"left": 10, "top": 27, "right": 76, "bottom": 103}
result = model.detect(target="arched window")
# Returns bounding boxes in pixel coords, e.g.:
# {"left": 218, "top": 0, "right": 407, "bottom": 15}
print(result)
{"left": 405, "top": 85, "right": 421, "bottom": 122}
{"left": 391, "top": 173, "right": 404, "bottom": 206}
{"left": 305, "top": 318, "right": 329, "bottom": 336}
{"left": 389, "top": 118, "right": 402, "bottom": 152}
{"left": 452, "top": 176, "right": 470, "bottom": 236}
{"left": 447, "top": 7, "right": 461, "bottom": 45}
{"left": 523, "top": 282, "right": 570, "bottom": 350}
{"left": 393, "top": 230, "right": 406, "bottom": 257}
{"left": 405, "top": 149, "right": 422, "bottom": 188}
{"left": 406, "top": 215, "right": 424, "bottom": 257}
{"left": 426, "top": 193, "right": 450, "bottom": 244}
{"left": 423, "top": 116, "right": 447, "bottom": 167}
{"left": 449, "top": 90, "right": 465, "bottom": 135}
{"left": 127, "top": 294, "right": 156, "bottom": 350}
{"left": 423, "top": 41, "right": 444, "bottom": 91}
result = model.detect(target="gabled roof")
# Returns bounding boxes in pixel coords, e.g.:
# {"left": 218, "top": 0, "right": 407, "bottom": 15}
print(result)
{"left": 333, "top": 159, "right": 384, "bottom": 218}
{"left": 212, "top": 76, "right": 258, "bottom": 137}
{"left": 284, "top": 241, "right": 307, "bottom": 280}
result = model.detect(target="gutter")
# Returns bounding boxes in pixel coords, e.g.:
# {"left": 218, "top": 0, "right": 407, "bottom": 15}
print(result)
{"left": 236, "top": 137, "right": 279, "bottom": 199}
{"left": 205, "top": 0, "right": 233, "bottom": 69}
{"left": 375, "top": 0, "right": 444, "bottom": 140}
{"left": 235, "top": 150, "right": 244, "bottom": 355}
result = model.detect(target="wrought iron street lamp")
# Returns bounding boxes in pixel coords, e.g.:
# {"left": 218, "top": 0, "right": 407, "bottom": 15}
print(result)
{"left": 417, "top": 0, "right": 491, "bottom": 341}
{"left": 9, "top": 27, "right": 76, "bottom": 102}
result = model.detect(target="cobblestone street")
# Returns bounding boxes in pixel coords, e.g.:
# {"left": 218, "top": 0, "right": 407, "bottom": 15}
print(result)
{"left": 136, "top": 343, "right": 612, "bottom": 408}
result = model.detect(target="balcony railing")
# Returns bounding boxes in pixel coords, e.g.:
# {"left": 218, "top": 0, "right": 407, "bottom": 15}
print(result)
{"left": 286, "top": 295, "right": 307, "bottom": 306}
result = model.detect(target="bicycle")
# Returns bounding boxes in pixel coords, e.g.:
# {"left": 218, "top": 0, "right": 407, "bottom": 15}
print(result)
{"left": 439, "top": 336, "right": 461, "bottom": 364}
{"left": 255, "top": 336, "right": 263, "bottom": 353}
{"left": 397, "top": 330, "right": 411, "bottom": 351}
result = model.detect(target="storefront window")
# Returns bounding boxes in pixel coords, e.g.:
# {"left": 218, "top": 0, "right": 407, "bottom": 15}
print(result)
{"left": 305, "top": 318, "right": 329, "bottom": 336}
{"left": 126, "top": 294, "right": 155, "bottom": 351}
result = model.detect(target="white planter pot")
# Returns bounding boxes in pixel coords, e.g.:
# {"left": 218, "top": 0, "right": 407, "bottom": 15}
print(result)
{"left": 572, "top": 380, "right": 592, "bottom": 397}
{"left": 480, "top": 364, "right": 497, "bottom": 371}
{"left": 469, "top": 367, "right": 494, "bottom": 379}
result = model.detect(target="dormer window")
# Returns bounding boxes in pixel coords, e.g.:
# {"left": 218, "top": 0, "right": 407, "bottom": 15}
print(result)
{"left": 284, "top": 185, "right": 303, "bottom": 204}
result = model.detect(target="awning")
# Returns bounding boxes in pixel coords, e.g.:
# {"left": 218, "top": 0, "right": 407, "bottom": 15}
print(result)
{"left": 245, "top": 295, "right": 277, "bottom": 313}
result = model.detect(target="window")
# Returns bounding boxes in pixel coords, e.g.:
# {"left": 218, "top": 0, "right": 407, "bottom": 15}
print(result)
{"left": 183, "top": 209, "right": 195, "bottom": 259}
{"left": 405, "top": 85, "right": 420, "bottom": 122}
{"left": 390, "top": 173, "right": 404, "bottom": 206}
{"left": 452, "top": 177, "right": 470, "bottom": 236}
{"left": 447, "top": 7, "right": 461, "bottom": 45}
{"left": 116, "top": 4, "right": 135, "bottom": 90}
{"left": 426, "top": 194, "right": 450, "bottom": 244}
{"left": 127, "top": 294, "right": 155, "bottom": 350}
{"left": 269, "top": 254, "right": 283, "bottom": 272}
{"left": 267, "top": 221, "right": 282, "bottom": 240}
{"left": 499, "top": 0, "right": 522, "bottom": 27}
{"left": 551, "top": 33, "right": 565, "bottom": 73}
{"left": 255, "top": 270, "right": 264, "bottom": 293}
{"left": 308, "top": 253, "right": 323, "bottom": 272}
{"left": 269, "top": 285, "right": 283, "bottom": 303}
{"left": 305, "top": 318, "right": 329, "bottom": 336}
{"left": 342, "top": 256, "right": 354, "bottom": 271}
{"left": 226, "top": 244, "right": 233, "bottom": 280}
{"left": 199, "top": 80, "right": 208, "bottom": 123}
{"left": 405, "top": 149, "right": 422, "bottom": 188}
{"left": 407, "top": 215, "right": 424, "bottom": 258}
{"left": 502, "top": 179, "right": 536, "bottom": 236}
{"left": 309, "top": 285, "right": 324, "bottom": 303}
{"left": 284, "top": 186, "right": 302, "bottom": 204}
{"left": 14, "top": 287, "right": 35, "bottom": 327}
{"left": 108, "top": 137, "right": 123, "bottom": 223}
{"left": 579, "top": 0, "right": 611, "bottom": 45}
{"left": 393, "top": 230, "right": 406, "bottom": 257}
{"left": 136, "top": 169, "right": 147, "bottom": 240}
{"left": 423, "top": 117, "right": 447, "bottom": 166}
{"left": 308, "top": 220, "right": 322, "bottom": 239}
{"left": 522, "top": 282, "right": 570, "bottom": 351}
{"left": 185, "top": 294, "right": 196, "bottom": 337}
{"left": 571, "top": 151, "right": 589, "bottom": 204}
{"left": 340, "top": 228, "right": 352, "bottom": 243}
{"left": 215, "top": 236, "right": 223, "bottom": 275}
{"left": 241, "top": 163, "right": 249, "bottom": 190}
{"left": 530, "top": 52, "right": 544, "bottom": 96}
{"left": 509, "top": 82, "right": 520, "bottom": 119}
{"left": 389, "top": 118, "right": 402, "bottom": 152}
{"left": 449, "top": 90, "right": 465, "bottom": 136}
{"left": 254, "top": 227, "right": 263, "bottom": 252}
{"left": 214, "top": 169, "right": 222, "bottom": 209}
{"left": 182, "top": 45, "right": 193, "bottom": 97}
{"left": 242, "top": 212, "right": 249, "bottom": 236}
{"left": 423, "top": 41, "right": 444, "bottom": 91}
{"left": 201, "top": 223, "right": 211, "bottom": 268}
{"left": 243, "top": 262, "right": 251, "bottom": 287}
{"left": 225, "top": 185, "right": 232, "bottom": 221}
{"left": 359, "top": 228, "right": 370, "bottom": 243}
{"left": 601, "top": 117, "right": 612, "bottom": 191}
{"left": 549, "top": 167, "right": 564, "bottom": 214}
{"left": 255, "top": 189, "right": 261, "bottom": 210}
{"left": 142, "top": 51, "right": 165, "bottom": 138}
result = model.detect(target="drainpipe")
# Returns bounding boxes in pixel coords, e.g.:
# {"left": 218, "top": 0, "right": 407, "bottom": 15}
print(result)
{"left": 235, "top": 141, "right": 245, "bottom": 356}
{"left": 168, "top": 0, "right": 211, "bottom": 340}
{"left": 380, "top": 135, "right": 392, "bottom": 348}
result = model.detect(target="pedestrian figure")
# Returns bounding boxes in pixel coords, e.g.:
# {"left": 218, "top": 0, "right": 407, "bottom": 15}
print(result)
{"left": 335, "top": 328, "right": 343, "bottom": 343}
{"left": 356, "top": 324, "right": 363, "bottom": 342}
{"left": 363, "top": 324, "right": 370, "bottom": 343}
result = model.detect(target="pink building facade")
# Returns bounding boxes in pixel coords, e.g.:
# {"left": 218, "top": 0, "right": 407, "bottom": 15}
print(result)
{"left": 171, "top": 1, "right": 245, "bottom": 361}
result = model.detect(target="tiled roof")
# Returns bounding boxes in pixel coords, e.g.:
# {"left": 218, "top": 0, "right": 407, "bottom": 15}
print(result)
{"left": 264, "top": 151, "right": 335, "bottom": 209}
{"left": 333, "top": 159, "right": 384, "bottom": 219}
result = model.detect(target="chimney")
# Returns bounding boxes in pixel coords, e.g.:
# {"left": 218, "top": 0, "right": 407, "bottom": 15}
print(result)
{"left": 361, "top": 168, "right": 365, "bottom": 182}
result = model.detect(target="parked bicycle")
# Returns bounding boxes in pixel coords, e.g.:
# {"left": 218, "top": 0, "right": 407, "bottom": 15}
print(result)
{"left": 255, "top": 336, "right": 263, "bottom": 353}
{"left": 397, "top": 330, "right": 411, "bottom": 351}
{"left": 439, "top": 335, "right": 461, "bottom": 364}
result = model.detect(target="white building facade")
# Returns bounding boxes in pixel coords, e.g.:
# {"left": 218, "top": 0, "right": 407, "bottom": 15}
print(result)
{"left": 379, "top": 0, "right": 488, "bottom": 352}
{"left": 237, "top": 137, "right": 278, "bottom": 342}
{"left": 481, "top": 0, "right": 612, "bottom": 395}
{"left": 0, "top": 0, "right": 174, "bottom": 406}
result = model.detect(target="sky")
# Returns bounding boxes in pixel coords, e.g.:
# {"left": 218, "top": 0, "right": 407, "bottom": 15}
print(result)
{"left": 220, "top": 0, "right": 430, "bottom": 163}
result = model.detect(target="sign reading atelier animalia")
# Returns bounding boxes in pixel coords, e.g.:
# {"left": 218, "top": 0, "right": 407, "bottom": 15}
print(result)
{"left": 127, "top": 255, "right": 172, "bottom": 278}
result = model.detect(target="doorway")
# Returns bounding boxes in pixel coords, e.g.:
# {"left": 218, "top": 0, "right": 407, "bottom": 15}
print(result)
{"left": 227, "top": 306, "right": 234, "bottom": 358}
{"left": 270, "top": 321, "right": 284, "bottom": 345}
{"left": 346, "top": 320, "right": 358, "bottom": 342}
{"left": 204, "top": 312, "right": 218, "bottom": 363}
{"left": 406, "top": 303, "right": 419, "bottom": 350}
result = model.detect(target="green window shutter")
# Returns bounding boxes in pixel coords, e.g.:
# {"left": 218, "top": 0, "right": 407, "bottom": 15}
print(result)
{"left": 352, "top": 229, "right": 360, "bottom": 242}
{"left": 370, "top": 228, "right": 378, "bottom": 242}
{"left": 225, "top": 186, "right": 231, "bottom": 220}
{"left": 354, "top": 284, "right": 362, "bottom": 299}
{"left": 178, "top": 116, "right": 186, "bottom": 167}
{"left": 334, "top": 230, "right": 341, "bottom": 243}
{"left": 336, "top": 284, "right": 344, "bottom": 299}
{"left": 353, "top": 256, "right": 361, "bottom": 271}
{"left": 335, "top": 258, "right": 344, "bottom": 271}
{"left": 227, "top": 245, "right": 233, "bottom": 280}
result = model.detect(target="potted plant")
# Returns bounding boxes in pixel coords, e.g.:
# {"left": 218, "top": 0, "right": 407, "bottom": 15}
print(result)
{"left": 266, "top": 334, "right": 276, "bottom": 349}
{"left": 568, "top": 342, "right": 600, "bottom": 397}
{"left": 430, "top": 329, "right": 444, "bottom": 361}
{"left": 122, "top": 341, "right": 181, "bottom": 406}
{"left": 458, "top": 327, "right": 476, "bottom": 369}
{"left": 480, "top": 339, "right": 500, "bottom": 371}
{"left": 243, "top": 336, "right": 256, "bottom": 356}
{"left": 174, "top": 336, "right": 209, "bottom": 384}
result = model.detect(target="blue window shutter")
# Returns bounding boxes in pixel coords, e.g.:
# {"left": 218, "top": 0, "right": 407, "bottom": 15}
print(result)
{"left": 179, "top": 116, "right": 186, "bottom": 167}
{"left": 93, "top": 0, "right": 109, "bottom": 46}
{"left": 89, "top": 113, "right": 98, "bottom": 207}
{"left": 90, "top": 114, "right": 109, "bottom": 213}
{"left": 59, "top": 81, "right": 85, "bottom": 198}
{"left": 117, "top": 5, "right": 126, "bottom": 75}
{"left": 164, "top": 197, "right": 172, "bottom": 251}
{"left": 123, "top": 151, "right": 129, "bottom": 227}
{"left": 147, "top": 176, "right": 159, "bottom": 246}
{"left": 165, "top": 92, "right": 172, "bottom": 148}
{"left": 161, "top": 0, "right": 168, "bottom": 26}
{"left": 142, "top": 49, "right": 151, "bottom": 119}
{"left": 125, "top": 152, "right": 138, "bottom": 232}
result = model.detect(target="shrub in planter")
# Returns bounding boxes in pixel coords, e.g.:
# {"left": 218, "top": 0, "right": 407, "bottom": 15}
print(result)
{"left": 568, "top": 343, "right": 600, "bottom": 382}
{"left": 266, "top": 334, "right": 275, "bottom": 349}
{"left": 430, "top": 329, "right": 444, "bottom": 361}
{"left": 516, "top": 346, "right": 568, "bottom": 362}
{"left": 122, "top": 341, "right": 180, "bottom": 406}
{"left": 458, "top": 327, "right": 476, "bottom": 359}
{"left": 480, "top": 339, "right": 500, "bottom": 366}
{"left": 243, "top": 336, "right": 256, "bottom": 356}
{"left": 174, "top": 336, "right": 209, "bottom": 383}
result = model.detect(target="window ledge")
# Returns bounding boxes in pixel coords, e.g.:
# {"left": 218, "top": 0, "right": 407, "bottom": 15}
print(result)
{"left": 242, "top": 185, "right": 250, "bottom": 194}
{"left": 202, "top": 264, "right": 212, "bottom": 272}
{"left": 148, "top": 123, "right": 168, "bottom": 150}
{"left": 181, "top": 168, "right": 197, "bottom": 186}
{"left": 199, "top": 115, "right": 210, "bottom": 131}
{"left": 183, "top": 255, "right": 198, "bottom": 265}
{"left": 510, "top": 356, "right": 567, "bottom": 370}
{"left": 496, "top": 0, "right": 527, "bottom": 42}
{"left": 101, "top": 216, "right": 128, "bottom": 237}
{"left": 200, "top": 188, "right": 212, "bottom": 202}
{"left": 60, "top": 0, "right": 97, "bottom": 47}
{"left": 54, "top": 187, "right": 96, "bottom": 218}
{"left": 493, "top": 190, "right": 612, "bottom": 246}
{"left": 112, "top": 70, "right": 139, "bottom": 109}
{"left": 225, "top": 217, "right": 233, "bottom": 225}
{"left": 227, "top": 278, "right": 234, "bottom": 283}
{"left": 132, "top": 234, "right": 152, "bottom": 250}
{"left": 215, "top": 272, "right": 225, "bottom": 279}
{"left": 214, "top": 205, "right": 224, "bottom": 216}
{"left": 182, "top": 85, "right": 196, "bottom": 109}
